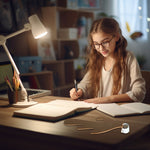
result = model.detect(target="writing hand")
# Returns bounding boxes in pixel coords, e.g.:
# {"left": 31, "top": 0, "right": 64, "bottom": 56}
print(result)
{"left": 69, "top": 88, "right": 83, "bottom": 100}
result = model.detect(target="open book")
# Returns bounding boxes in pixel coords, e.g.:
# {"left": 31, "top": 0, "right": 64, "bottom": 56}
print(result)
{"left": 13, "top": 100, "right": 97, "bottom": 122}
{"left": 13, "top": 100, "right": 150, "bottom": 122}
{"left": 97, "top": 102, "right": 150, "bottom": 117}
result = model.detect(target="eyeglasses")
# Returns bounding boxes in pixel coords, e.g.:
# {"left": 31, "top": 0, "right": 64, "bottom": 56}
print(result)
{"left": 93, "top": 36, "right": 114, "bottom": 49}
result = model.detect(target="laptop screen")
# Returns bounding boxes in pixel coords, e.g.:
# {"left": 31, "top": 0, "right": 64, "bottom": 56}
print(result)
{"left": 0, "top": 61, "right": 13, "bottom": 93}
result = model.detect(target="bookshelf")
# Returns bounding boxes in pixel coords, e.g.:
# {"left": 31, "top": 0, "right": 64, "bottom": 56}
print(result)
{"left": 21, "top": 71, "right": 53, "bottom": 94}
{"left": 42, "top": 59, "right": 75, "bottom": 97}
{"left": 39, "top": 6, "right": 94, "bottom": 96}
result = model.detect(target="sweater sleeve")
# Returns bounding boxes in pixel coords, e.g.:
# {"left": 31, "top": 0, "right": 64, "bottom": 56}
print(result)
{"left": 126, "top": 52, "right": 146, "bottom": 102}
{"left": 77, "top": 72, "right": 94, "bottom": 99}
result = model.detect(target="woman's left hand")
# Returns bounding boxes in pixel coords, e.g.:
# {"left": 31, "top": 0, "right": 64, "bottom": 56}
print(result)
{"left": 84, "top": 94, "right": 132, "bottom": 104}
{"left": 84, "top": 97, "right": 111, "bottom": 104}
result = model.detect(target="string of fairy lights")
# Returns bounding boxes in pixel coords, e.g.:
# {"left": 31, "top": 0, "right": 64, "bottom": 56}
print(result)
{"left": 138, "top": 6, "right": 150, "bottom": 33}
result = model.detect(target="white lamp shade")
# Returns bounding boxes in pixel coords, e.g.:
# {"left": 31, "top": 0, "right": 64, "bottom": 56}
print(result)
{"left": 28, "top": 14, "right": 47, "bottom": 39}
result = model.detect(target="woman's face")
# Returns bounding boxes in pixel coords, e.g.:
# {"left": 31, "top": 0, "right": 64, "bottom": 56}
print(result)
{"left": 92, "top": 31, "right": 118, "bottom": 58}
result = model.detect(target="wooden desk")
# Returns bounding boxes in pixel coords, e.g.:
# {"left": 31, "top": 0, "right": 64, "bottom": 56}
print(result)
{"left": 0, "top": 96, "right": 150, "bottom": 150}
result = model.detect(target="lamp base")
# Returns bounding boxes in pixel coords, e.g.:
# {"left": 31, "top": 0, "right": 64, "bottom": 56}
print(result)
{"left": 12, "top": 99, "right": 37, "bottom": 107}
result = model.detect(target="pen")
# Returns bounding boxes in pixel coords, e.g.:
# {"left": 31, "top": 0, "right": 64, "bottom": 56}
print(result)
{"left": 74, "top": 79, "right": 78, "bottom": 92}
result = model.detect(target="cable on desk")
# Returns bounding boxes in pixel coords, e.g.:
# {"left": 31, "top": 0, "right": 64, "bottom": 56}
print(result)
{"left": 91, "top": 126, "right": 122, "bottom": 134}
{"left": 91, "top": 123, "right": 130, "bottom": 134}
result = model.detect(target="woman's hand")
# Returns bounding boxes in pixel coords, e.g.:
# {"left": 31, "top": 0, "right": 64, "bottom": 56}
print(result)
{"left": 84, "top": 94, "right": 132, "bottom": 104}
{"left": 70, "top": 88, "right": 83, "bottom": 100}
{"left": 84, "top": 97, "right": 112, "bottom": 104}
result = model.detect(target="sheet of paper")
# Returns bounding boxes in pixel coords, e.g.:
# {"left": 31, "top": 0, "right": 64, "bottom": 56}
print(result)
{"left": 97, "top": 103, "right": 138, "bottom": 117}
{"left": 121, "top": 102, "right": 150, "bottom": 113}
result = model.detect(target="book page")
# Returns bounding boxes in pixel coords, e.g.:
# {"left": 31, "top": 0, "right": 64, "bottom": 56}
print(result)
{"left": 47, "top": 99, "right": 97, "bottom": 110}
{"left": 97, "top": 103, "right": 138, "bottom": 117}
{"left": 14, "top": 100, "right": 97, "bottom": 121}
{"left": 121, "top": 102, "right": 150, "bottom": 114}
{"left": 14, "top": 103, "right": 77, "bottom": 117}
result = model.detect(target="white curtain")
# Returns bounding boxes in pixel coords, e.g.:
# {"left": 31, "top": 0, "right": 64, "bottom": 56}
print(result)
{"left": 115, "top": 0, "right": 150, "bottom": 70}
{"left": 117, "top": 0, "right": 148, "bottom": 40}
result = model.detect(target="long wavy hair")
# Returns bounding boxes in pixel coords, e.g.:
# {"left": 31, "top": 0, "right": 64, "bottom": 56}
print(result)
{"left": 86, "top": 18, "right": 128, "bottom": 97}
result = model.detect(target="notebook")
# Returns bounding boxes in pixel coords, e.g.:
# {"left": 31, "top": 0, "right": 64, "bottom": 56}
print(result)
{"left": 13, "top": 99, "right": 97, "bottom": 122}
{"left": 97, "top": 102, "right": 150, "bottom": 117}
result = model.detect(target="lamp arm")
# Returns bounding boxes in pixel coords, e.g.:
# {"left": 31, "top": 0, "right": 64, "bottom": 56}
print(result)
{"left": 0, "top": 24, "right": 31, "bottom": 102}
{"left": 2, "top": 42, "right": 28, "bottom": 102}
{"left": 0, "top": 23, "right": 31, "bottom": 76}
{"left": 2, "top": 43, "right": 26, "bottom": 93}
{"left": 2, "top": 43, "right": 20, "bottom": 75}
{"left": 5, "top": 23, "right": 31, "bottom": 40}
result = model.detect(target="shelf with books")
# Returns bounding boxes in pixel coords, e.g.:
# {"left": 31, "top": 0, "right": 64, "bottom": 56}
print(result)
{"left": 53, "top": 83, "right": 74, "bottom": 97}
{"left": 20, "top": 71, "right": 53, "bottom": 93}
{"left": 42, "top": 59, "right": 75, "bottom": 97}
{"left": 41, "top": 6, "right": 94, "bottom": 40}
{"left": 41, "top": 6, "right": 94, "bottom": 60}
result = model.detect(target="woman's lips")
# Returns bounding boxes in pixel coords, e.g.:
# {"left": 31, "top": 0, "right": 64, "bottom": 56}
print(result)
{"left": 101, "top": 50, "right": 108, "bottom": 55}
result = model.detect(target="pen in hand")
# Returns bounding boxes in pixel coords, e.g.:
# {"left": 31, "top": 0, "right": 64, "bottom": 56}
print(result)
{"left": 74, "top": 79, "right": 79, "bottom": 100}
{"left": 72, "top": 79, "right": 82, "bottom": 101}
{"left": 74, "top": 79, "right": 78, "bottom": 92}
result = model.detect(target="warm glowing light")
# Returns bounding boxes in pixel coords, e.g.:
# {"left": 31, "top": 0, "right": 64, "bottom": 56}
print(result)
{"left": 147, "top": 18, "right": 150, "bottom": 22}
{"left": 34, "top": 32, "right": 48, "bottom": 39}
{"left": 29, "top": 14, "right": 47, "bottom": 39}
{"left": 146, "top": 28, "right": 149, "bottom": 32}
{"left": 138, "top": 6, "right": 142, "bottom": 10}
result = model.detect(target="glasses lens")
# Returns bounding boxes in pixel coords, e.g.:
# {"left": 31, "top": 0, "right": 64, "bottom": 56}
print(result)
{"left": 95, "top": 44, "right": 99, "bottom": 49}
{"left": 102, "top": 42, "right": 109, "bottom": 48}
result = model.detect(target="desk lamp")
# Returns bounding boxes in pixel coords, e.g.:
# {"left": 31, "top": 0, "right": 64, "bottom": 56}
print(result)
{"left": 0, "top": 14, "right": 47, "bottom": 107}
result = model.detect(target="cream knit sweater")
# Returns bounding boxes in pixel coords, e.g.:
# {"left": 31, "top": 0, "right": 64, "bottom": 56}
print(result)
{"left": 78, "top": 51, "right": 146, "bottom": 102}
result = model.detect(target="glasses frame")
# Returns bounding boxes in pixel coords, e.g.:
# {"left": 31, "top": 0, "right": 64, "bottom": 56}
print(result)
{"left": 93, "top": 36, "right": 114, "bottom": 49}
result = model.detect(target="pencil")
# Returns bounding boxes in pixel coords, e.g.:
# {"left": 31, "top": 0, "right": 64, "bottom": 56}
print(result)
{"left": 77, "top": 128, "right": 94, "bottom": 131}
{"left": 13, "top": 71, "right": 20, "bottom": 91}
{"left": 5, "top": 78, "right": 13, "bottom": 92}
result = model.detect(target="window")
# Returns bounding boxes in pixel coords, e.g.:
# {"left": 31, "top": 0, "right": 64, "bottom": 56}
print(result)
{"left": 117, "top": 0, "right": 149, "bottom": 40}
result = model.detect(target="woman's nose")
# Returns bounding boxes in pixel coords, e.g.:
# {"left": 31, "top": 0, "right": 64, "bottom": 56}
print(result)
{"left": 99, "top": 45, "right": 105, "bottom": 51}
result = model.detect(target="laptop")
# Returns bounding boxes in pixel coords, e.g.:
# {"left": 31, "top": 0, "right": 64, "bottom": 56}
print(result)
{"left": 0, "top": 61, "right": 51, "bottom": 100}
{"left": 26, "top": 88, "right": 51, "bottom": 98}
{"left": 0, "top": 88, "right": 51, "bottom": 100}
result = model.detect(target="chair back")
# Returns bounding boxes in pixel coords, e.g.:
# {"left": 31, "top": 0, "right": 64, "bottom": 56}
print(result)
{"left": 141, "top": 70, "right": 150, "bottom": 104}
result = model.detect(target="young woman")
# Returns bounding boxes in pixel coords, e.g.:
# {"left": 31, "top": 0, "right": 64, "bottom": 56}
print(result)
{"left": 70, "top": 18, "right": 146, "bottom": 104}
